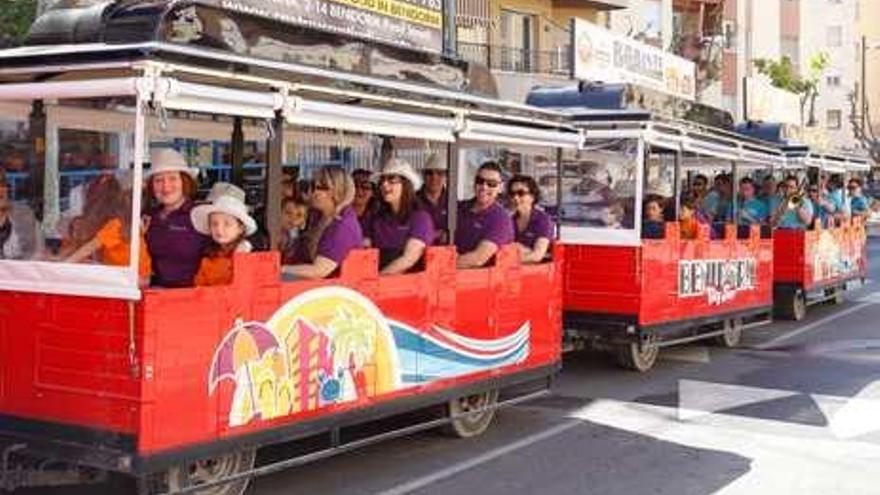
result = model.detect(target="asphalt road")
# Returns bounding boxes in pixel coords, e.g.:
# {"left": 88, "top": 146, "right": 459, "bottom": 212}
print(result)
{"left": 23, "top": 239, "right": 880, "bottom": 495}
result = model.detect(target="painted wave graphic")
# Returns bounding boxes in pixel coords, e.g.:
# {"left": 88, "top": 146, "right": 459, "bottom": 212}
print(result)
{"left": 389, "top": 321, "right": 530, "bottom": 383}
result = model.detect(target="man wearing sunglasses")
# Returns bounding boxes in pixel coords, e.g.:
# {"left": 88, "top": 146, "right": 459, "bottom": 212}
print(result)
{"left": 455, "top": 161, "right": 514, "bottom": 268}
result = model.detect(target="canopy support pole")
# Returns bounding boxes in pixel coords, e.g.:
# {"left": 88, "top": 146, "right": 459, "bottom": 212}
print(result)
{"left": 231, "top": 116, "right": 245, "bottom": 186}
{"left": 266, "top": 112, "right": 285, "bottom": 250}
{"left": 446, "top": 139, "right": 460, "bottom": 244}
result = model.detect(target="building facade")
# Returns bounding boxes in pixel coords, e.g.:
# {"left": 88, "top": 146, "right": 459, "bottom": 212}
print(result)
{"left": 859, "top": 0, "right": 880, "bottom": 142}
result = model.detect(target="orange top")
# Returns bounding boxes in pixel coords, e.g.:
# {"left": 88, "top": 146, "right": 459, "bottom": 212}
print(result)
{"left": 96, "top": 218, "right": 151, "bottom": 278}
{"left": 194, "top": 254, "right": 234, "bottom": 287}
{"left": 679, "top": 217, "right": 698, "bottom": 240}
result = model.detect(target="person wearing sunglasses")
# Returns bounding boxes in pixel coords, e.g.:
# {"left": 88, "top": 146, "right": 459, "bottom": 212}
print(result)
{"left": 417, "top": 154, "right": 449, "bottom": 244}
{"left": 455, "top": 161, "right": 514, "bottom": 269}
{"left": 364, "top": 159, "right": 434, "bottom": 275}
{"left": 352, "top": 168, "right": 379, "bottom": 232}
{"left": 282, "top": 166, "right": 363, "bottom": 279}
{"left": 848, "top": 178, "right": 873, "bottom": 220}
{"left": 508, "top": 174, "right": 552, "bottom": 264}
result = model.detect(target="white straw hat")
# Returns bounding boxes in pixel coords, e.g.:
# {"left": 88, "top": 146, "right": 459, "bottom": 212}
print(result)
{"left": 191, "top": 195, "right": 257, "bottom": 236}
{"left": 423, "top": 153, "right": 447, "bottom": 171}
{"left": 147, "top": 148, "right": 199, "bottom": 180}
{"left": 206, "top": 182, "right": 246, "bottom": 203}
{"left": 378, "top": 159, "right": 422, "bottom": 191}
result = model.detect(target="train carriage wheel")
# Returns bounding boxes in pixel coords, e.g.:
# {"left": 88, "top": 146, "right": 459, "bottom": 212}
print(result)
{"left": 166, "top": 449, "right": 256, "bottom": 495}
{"left": 713, "top": 317, "right": 744, "bottom": 348}
{"left": 444, "top": 388, "right": 500, "bottom": 438}
{"left": 774, "top": 288, "right": 806, "bottom": 321}
{"left": 616, "top": 340, "right": 659, "bottom": 373}
{"left": 825, "top": 286, "right": 845, "bottom": 305}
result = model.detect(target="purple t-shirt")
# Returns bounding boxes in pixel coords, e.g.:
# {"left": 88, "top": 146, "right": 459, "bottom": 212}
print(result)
{"left": 514, "top": 208, "right": 554, "bottom": 249}
{"left": 418, "top": 189, "right": 449, "bottom": 234}
{"left": 317, "top": 206, "right": 363, "bottom": 265}
{"left": 146, "top": 200, "right": 210, "bottom": 287}
{"left": 367, "top": 209, "right": 435, "bottom": 262}
{"left": 454, "top": 200, "right": 514, "bottom": 254}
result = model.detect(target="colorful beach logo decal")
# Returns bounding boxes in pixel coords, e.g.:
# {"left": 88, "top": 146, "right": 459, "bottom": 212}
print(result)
{"left": 813, "top": 231, "right": 861, "bottom": 282}
{"left": 208, "top": 287, "right": 530, "bottom": 427}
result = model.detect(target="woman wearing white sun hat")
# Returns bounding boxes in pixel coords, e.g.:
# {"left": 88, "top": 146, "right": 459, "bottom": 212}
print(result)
{"left": 144, "top": 148, "right": 209, "bottom": 287}
{"left": 364, "top": 159, "right": 434, "bottom": 275}
{"left": 190, "top": 194, "right": 257, "bottom": 286}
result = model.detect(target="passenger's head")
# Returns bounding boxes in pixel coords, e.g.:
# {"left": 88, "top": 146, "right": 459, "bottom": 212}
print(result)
{"left": 191, "top": 195, "right": 257, "bottom": 249}
{"left": 808, "top": 183, "right": 820, "bottom": 202}
{"left": 507, "top": 174, "right": 540, "bottom": 212}
{"left": 693, "top": 174, "right": 709, "bottom": 195}
{"left": 352, "top": 168, "right": 375, "bottom": 209}
{"left": 848, "top": 177, "right": 863, "bottom": 195}
{"left": 473, "top": 161, "right": 504, "bottom": 209}
{"left": 680, "top": 197, "right": 696, "bottom": 221}
{"left": 281, "top": 197, "right": 308, "bottom": 230}
{"left": 312, "top": 166, "right": 355, "bottom": 217}
{"left": 715, "top": 174, "right": 732, "bottom": 196}
{"left": 782, "top": 176, "right": 799, "bottom": 196}
{"left": 762, "top": 176, "right": 777, "bottom": 197}
{"left": 378, "top": 159, "right": 420, "bottom": 213}
{"left": 644, "top": 197, "right": 664, "bottom": 222}
{"left": 422, "top": 154, "right": 447, "bottom": 195}
{"left": 739, "top": 177, "right": 756, "bottom": 200}
{"left": 147, "top": 149, "right": 198, "bottom": 209}
{"left": 282, "top": 176, "right": 296, "bottom": 200}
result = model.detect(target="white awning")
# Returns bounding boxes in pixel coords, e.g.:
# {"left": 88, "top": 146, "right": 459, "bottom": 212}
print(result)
{"left": 460, "top": 120, "right": 581, "bottom": 149}
{"left": 0, "top": 77, "right": 142, "bottom": 101}
{"left": 287, "top": 98, "right": 458, "bottom": 142}
{"left": 154, "top": 79, "right": 283, "bottom": 119}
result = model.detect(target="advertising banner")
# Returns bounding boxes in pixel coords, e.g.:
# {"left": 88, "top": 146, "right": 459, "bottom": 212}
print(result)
{"left": 197, "top": 0, "right": 444, "bottom": 53}
{"left": 572, "top": 18, "right": 696, "bottom": 101}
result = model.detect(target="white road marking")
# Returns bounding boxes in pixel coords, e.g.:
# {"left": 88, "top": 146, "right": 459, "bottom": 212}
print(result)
{"left": 678, "top": 379, "right": 799, "bottom": 420}
{"left": 754, "top": 301, "right": 874, "bottom": 350}
{"left": 372, "top": 421, "right": 580, "bottom": 495}
{"left": 661, "top": 346, "right": 712, "bottom": 364}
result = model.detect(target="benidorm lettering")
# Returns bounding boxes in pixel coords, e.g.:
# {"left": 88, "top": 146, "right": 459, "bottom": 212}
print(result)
{"left": 678, "top": 258, "right": 757, "bottom": 305}
{"left": 208, "top": 287, "right": 530, "bottom": 427}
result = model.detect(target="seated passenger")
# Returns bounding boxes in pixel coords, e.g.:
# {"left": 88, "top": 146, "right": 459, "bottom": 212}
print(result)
{"left": 508, "top": 174, "right": 553, "bottom": 264}
{"left": 642, "top": 198, "right": 666, "bottom": 239}
{"left": 679, "top": 198, "right": 701, "bottom": 240}
{"left": 0, "top": 168, "right": 39, "bottom": 258}
{"left": 455, "top": 161, "right": 514, "bottom": 269}
{"left": 737, "top": 178, "right": 768, "bottom": 226}
{"left": 0, "top": 196, "right": 21, "bottom": 259}
{"left": 352, "top": 168, "right": 379, "bottom": 232}
{"left": 848, "top": 178, "right": 873, "bottom": 219}
{"left": 190, "top": 194, "right": 256, "bottom": 287}
{"left": 809, "top": 184, "right": 836, "bottom": 228}
{"left": 282, "top": 166, "right": 363, "bottom": 279}
{"left": 417, "top": 154, "right": 449, "bottom": 244}
{"left": 278, "top": 196, "right": 309, "bottom": 264}
{"left": 771, "top": 176, "right": 814, "bottom": 230}
{"left": 703, "top": 174, "right": 733, "bottom": 222}
{"left": 62, "top": 174, "right": 151, "bottom": 284}
{"left": 364, "top": 159, "right": 434, "bottom": 274}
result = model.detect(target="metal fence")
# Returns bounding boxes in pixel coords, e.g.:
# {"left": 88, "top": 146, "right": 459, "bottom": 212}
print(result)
{"left": 458, "top": 42, "right": 572, "bottom": 75}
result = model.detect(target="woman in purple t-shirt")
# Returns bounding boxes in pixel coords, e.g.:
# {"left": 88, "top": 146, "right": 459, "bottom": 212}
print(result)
{"left": 508, "top": 175, "right": 553, "bottom": 264}
{"left": 365, "top": 159, "right": 434, "bottom": 275}
{"left": 144, "top": 149, "right": 210, "bottom": 287}
{"left": 282, "top": 166, "right": 363, "bottom": 279}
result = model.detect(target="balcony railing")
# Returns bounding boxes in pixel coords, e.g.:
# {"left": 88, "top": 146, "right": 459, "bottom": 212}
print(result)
{"left": 458, "top": 42, "right": 572, "bottom": 76}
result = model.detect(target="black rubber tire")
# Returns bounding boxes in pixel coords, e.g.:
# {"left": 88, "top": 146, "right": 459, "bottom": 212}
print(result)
{"left": 713, "top": 317, "right": 743, "bottom": 348}
{"left": 165, "top": 449, "right": 256, "bottom": 495}
{"left": 774, "top": 288, "right": 806, "bottom": 321}
{"left": 615, "top": 341, "right": 659, "bottom": 372}
{"left": 825, "top": 286, "right": 845, "bottom": 305}
{"left": 444, "top": 389, "right": 500, "bottom": 439}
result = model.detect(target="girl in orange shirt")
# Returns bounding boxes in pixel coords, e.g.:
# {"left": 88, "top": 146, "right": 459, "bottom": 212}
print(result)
{"left": 190, "top": 194, "right": 257, "bottom": 287}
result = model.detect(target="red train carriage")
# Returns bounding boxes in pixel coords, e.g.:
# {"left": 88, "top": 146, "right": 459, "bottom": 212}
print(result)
{"left": 528, "top": 85, "right": 787, "bottom": 371}
{"left": 771, "top": 153, "right": 870, "bottom": 320}
{"left": 0, "top": 5, "right": 577, "bottom": 491}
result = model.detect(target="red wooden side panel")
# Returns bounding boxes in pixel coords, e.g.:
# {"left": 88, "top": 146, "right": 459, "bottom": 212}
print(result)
{"left": 563, "top": 243, "right": 641, "bottom": 315}
{"left": 639, "top": 223, "right": 773, "bottom": 326}
{"left": 0, "top": 291, "right": 140, "bottom": 434}
{"left": 773, "top": 220, "right": 867, "bottom": 290}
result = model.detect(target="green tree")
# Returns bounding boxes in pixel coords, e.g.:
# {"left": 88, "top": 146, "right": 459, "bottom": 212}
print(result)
{"left": 0, "top": 0, "right": 37, "bottom": 47}
{"left": 753, "top": 53, "right": 829, "bottom": 127}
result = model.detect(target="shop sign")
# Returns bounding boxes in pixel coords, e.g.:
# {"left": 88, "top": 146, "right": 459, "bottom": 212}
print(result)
{"left": 198, "top": 0, "right": 444, "bottom": 53}
{"left": 679, "top": 258, "right": 757, "bottom": 305}
{"left": 572, "top": 18, "right": 696, "bottom": 101}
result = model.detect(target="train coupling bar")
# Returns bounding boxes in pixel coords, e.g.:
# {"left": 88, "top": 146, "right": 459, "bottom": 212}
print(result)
{"left": 1, "top": 442, "right": 105, "bottom": 491}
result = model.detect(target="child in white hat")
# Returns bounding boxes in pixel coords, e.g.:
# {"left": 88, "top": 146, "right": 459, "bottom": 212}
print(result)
{"left": 190, "top": 195, "right": 257, "bottom": 286}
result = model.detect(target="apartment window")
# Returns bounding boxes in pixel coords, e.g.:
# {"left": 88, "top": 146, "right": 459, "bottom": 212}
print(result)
{"left": 827, "top": 75, "right": 842, "bottom": 87}
{"left": 827, "top": 110, "right": 842, "bottom": 130}
{"left": 499, "top": 9, "right": 536, "bottom": 72}
{"left": 827, "top": 26, "right": 842, "bottom": 47}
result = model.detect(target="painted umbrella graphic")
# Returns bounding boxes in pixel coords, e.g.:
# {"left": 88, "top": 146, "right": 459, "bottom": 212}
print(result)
{"left": 208, "top": 319, "right": 282, "bottom": 393}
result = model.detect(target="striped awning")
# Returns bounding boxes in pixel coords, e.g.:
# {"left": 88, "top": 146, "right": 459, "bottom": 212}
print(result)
{"left": 456, "top": 0, "right": 492, "bottom": 27}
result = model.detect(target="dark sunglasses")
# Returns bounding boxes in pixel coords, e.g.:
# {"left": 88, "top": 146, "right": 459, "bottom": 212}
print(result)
{"left": 475, "top": 176, "right": 500, "bottom": 188}
{"left": 510, "top": 189, "right": 530, "bottom": 197}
